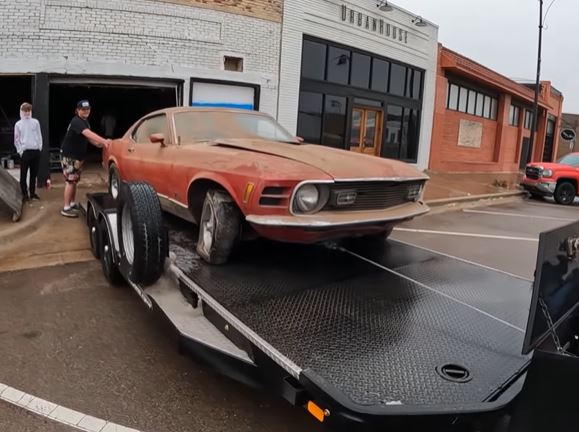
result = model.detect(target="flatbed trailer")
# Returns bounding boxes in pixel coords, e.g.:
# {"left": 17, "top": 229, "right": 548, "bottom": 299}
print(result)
{"left": 85, "top": 185, "right": 579, "bottom": 432}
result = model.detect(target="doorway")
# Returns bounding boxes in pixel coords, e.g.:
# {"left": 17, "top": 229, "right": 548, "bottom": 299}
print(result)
{"left": 542, "top": 118, "right": 556, "bottom": 162}
{"left": 520, "top": 137, "right": 532, "bottom": 170}
{"left": 349, "top": 107, "right": 383, "bottom": 156}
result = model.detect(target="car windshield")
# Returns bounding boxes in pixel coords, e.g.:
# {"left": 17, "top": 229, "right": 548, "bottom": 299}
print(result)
{"left": 557, "top": 154, "right": 579, "bottom": 166}
{"left": 174, "top": 111, "right": 297, "bottom": 143}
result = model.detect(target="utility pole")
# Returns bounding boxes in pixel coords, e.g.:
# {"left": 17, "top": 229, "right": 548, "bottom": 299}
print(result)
{"left": 528, "top": 0, "right": 543, "bottom": 162}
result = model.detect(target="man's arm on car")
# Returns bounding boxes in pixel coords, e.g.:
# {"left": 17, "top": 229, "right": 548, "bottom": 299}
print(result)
{"left": 82, "top": 129, "right": 110, "bottom": 148}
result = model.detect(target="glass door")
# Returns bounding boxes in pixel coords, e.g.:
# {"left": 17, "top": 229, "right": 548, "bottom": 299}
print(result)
{"left": 349, "top": 108, "right": 383, "bottom": 156}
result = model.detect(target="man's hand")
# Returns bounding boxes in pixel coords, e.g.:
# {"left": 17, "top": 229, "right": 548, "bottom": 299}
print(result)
{"left": 103, "top": 139, "right": 112, "bottom": 149}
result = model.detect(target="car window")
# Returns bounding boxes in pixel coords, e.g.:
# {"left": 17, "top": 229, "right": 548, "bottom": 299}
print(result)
{"left": 557, "top": 154, "right": 579, "bottom": 167}
{"left": 173, "top": 111, "right": 296, "bottom": 143}
{"left": 133, "top": 115, "right": 169, "bottom": 144}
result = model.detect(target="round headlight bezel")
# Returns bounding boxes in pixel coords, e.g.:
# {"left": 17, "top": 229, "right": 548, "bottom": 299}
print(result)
{"left": 293, "top": 184, "right": 330, "bottom": 214}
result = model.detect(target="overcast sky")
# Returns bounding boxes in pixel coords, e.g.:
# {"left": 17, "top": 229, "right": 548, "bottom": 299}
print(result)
{"left": 393, "top": 0, "right": 577, "bottom": 113}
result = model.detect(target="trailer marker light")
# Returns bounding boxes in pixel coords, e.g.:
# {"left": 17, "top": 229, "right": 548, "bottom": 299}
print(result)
{"left": 307, "top": 401, "right": 328, "bottom": 422}
{"left": 243, "top": 183, "right": 255, "bottom": 203}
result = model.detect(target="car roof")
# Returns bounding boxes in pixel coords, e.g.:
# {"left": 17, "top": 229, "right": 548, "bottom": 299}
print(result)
{"left": 145, "top": 106, "right": 271, "bottom": 117}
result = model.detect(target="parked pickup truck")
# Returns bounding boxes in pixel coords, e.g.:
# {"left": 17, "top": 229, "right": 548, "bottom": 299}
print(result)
{"left": 522, "top": 153, "right": 579, "bottom": 205}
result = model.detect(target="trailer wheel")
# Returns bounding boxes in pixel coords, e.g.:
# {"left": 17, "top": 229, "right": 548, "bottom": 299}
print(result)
{"left": 99, "top": 219, "right": 123, "bottom": 286}
{"left": 88, "top": 207, "right": 101, "bottom": 259}
{"left": 554, "top": 181, "right": 576, "bottom": 205}
{"left": 117, "top": 182, "right": 167, "bottom": 286}
{"left": 108, "top": 164, "right": 121, "bottom": 200}
{"left": 196, "top": 189, "right": 240, "bottom": 265}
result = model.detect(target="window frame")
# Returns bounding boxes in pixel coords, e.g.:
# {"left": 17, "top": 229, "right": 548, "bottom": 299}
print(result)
{"left": 131, "top": 114, "right": 171, "bottom": 144}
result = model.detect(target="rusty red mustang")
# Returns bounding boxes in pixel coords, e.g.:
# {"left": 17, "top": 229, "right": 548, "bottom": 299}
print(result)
{"left": 104, "top": 107, "right": 429, "bottom": 264}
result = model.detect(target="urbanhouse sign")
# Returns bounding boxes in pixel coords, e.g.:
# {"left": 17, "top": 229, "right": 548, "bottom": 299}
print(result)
{"left": 340, "top": 5, "right": 409, "bottom": 44}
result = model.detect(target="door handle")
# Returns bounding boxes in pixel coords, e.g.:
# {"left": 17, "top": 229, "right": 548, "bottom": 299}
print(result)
{"left": 128, "top": 147, "right": 135, "bottom": 153}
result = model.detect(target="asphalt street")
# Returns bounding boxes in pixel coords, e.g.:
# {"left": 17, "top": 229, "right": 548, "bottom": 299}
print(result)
{"left": 1, "top": 196, "right": 578, "bottom": 431}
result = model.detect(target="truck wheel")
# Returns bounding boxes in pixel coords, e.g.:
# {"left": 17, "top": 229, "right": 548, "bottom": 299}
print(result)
{"left": 108, "top": 164, "right": 121, "bottom": 200}
{"left": 117, "top": 182, "right": 167, "bottom": 286}
{"left": 88, "top": 207, "right": 101, "bottom": 259}
{"left": 554, "top": 181, "right": 576, "bottom": 205}
{"left": 196, "top": 189, "right": 241, "bottom": 265}
{"left": 99, "top": 219, "right": 123, "bottom": 286}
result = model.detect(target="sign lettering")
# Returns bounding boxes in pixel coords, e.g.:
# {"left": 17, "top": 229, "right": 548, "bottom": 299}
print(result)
{"left": 340, "top": 4, "right": 409, "bottom": 45}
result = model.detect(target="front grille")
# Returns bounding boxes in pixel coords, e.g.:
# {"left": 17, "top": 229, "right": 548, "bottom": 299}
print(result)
{"left": 323, "top": 181, "right": 423, "bottom": 212}
{"left": 525, "top": 167, "right": 541, "bottom": 180}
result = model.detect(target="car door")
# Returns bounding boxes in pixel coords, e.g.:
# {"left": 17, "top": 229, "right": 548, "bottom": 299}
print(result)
{"left": 122, "top": 114, "right": 173, "bottom": 197}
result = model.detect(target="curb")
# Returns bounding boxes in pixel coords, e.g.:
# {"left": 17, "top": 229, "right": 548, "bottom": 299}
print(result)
{"left": 425, "top": 190, "right": 526, "bottom": 207}
{"left": 0, "top": 202, "right": 49, "bottom": 247}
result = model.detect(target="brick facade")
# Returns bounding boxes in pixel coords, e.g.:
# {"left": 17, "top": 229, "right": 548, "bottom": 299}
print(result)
{"left": 0, "top": 0, "right": 281, "bottom": 115}
{"left": 429, "top": 45, "right": 564, "bottom": 173}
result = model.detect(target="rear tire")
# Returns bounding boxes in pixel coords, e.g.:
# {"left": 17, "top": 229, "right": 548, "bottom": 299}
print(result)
{"left": 196, "top": 189, "right": 241, "bottom": 265}
{"left": 108, "top": 164, "right": 121, "bottom": 200}
{"left": 554, "top": 181, "right": 576, "bottom": 205}
{"left": 117, "top": 182, "right": 167, "bottom": 286}
{"left": 99, "top": 219, "right": 123, "bottom": 286}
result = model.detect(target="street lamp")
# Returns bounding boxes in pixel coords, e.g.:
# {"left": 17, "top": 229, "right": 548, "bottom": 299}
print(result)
{"left": 528, "top": 0, "right": 543, "bottom": 163}
{"left": 376, "top": 1, "right": 393, "bottom": 12}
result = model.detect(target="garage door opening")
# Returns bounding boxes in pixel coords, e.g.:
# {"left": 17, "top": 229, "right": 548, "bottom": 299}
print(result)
{"left": 49, "top": 81, "right": 179, "bottom": 162}
{"left": 0, "top": 76, "right": 33, "bottom": 158}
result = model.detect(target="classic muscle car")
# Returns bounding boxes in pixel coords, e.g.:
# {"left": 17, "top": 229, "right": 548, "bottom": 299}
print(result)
{"left": 104, "top": 107, "right": 429, "bottom": 264}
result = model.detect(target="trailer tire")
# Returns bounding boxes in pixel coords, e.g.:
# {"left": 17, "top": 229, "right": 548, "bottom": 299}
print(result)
{"left": 108, "top": 164, "right": 121, "bottom": 200}
{"left": 196, "top": 189, "right": 240, "bottom": 265}
{"left": 88, "top": 207, "right": 101, "bottom": 259}
{"left": 117, "top": 182, "right": 167, "bottom": 286}
{"left": 99, "top": 219, "right": 124, "bottom": 286}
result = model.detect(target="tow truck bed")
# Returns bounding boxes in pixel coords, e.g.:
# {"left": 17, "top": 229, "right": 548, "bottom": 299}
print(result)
{"left": 87, "top": 191, "right": 536, "bottom": 430}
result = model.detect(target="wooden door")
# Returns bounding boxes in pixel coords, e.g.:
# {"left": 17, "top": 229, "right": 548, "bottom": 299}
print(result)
{"left": 349, "top": 108, "right": 383, "bottom": 156}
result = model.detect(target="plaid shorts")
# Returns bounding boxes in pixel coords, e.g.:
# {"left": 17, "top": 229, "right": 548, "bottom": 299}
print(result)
{"left": 61, "top": 156, "right": 83, "bottom": 183}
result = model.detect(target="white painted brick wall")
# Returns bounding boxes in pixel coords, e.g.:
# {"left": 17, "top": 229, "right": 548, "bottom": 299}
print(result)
{"left": 0, "top": 0, "right": 281, "bottom": 116}
{"left": 278, "top": 0, "right": 439, "bottom": 170}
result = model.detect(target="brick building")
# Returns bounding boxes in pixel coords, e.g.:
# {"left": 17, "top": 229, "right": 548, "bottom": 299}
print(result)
{"left": 0, "top": 0, "right": 282, "bottom": 181}
{"left": 429, "top": 45, "right": 564, "bottom": 173}
{"left": 557, "top": 113, "right": 579, "bottom": 159}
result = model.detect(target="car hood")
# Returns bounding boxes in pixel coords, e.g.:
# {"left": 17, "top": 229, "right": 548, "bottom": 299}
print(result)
{"left": 528, "top": 162, "right": 567, "bottom": 170}
{"left": 210, "top": 139, "right": 428, "bottom": 181}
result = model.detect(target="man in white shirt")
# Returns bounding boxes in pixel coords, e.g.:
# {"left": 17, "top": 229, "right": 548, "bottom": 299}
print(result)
{"left": 14, "top": 102, "right": 43, "bottom": 201}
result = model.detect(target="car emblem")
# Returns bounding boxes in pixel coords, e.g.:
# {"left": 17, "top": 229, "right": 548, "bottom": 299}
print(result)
{"left": 334, "top": 190, "right": 357, "bottom": 207}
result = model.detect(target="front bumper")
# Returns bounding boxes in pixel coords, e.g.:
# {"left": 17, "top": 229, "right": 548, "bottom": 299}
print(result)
{"left": 246, "top": 201, "right": 429, "bottom": 229}
{"left": 521, "top": 178, "right": 556, "bottom": 196}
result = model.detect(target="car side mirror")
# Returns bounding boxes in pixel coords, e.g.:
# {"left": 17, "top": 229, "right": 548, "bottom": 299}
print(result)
{"left": 150, "top": 133, "right": 166, "bottom": 147}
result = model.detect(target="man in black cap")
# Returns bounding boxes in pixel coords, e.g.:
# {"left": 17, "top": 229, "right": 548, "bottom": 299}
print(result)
{"left": 60, "top": 100, "right": 111, "bottom": 218}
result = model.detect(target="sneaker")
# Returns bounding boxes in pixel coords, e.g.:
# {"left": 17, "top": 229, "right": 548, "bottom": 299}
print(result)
{"left": 61, "top": 207, "right": 79, "bottom": 218}
{"left": 31, "top": 194, "right": 40, "bottom": 201}
{"left": 70, "top": 202, "right": 81, "bottom": 210}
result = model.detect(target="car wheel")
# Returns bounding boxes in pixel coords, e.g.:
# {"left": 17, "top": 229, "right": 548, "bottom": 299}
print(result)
{"left": 196, "top": 189, "right": 241, "bottom": 265}
{"left": 99, "top": 219, "right": 123, "bottom": 286}
{"left": 88, "top": 207, "right": 101, "bottom": 259}
{"left": 554, "top": 181, "right": 576, "bottom": 205}
{"left": 117, "top": 182, "right": 167, "bottom": 286}
{"left": 108, "top": 164, "right": 121, "bottom": 200}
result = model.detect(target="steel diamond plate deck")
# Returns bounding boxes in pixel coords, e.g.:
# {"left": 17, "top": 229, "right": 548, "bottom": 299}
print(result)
{"left": 168, "top": 224, "right": 531, "bottom": 408}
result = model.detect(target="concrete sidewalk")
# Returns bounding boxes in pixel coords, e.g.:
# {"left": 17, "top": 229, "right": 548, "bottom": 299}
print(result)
{"left": 0, "top": 164, "right": 526, "bottom": 272}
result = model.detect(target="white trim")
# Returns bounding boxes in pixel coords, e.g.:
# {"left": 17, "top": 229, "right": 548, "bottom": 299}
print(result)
{"left": 394, "top": 228, "right": 539, "bottom": 242}
{"left": 463, "top": 208, "right": 576, "bottom": 222}
{"left": 0, "top": 384, "right": 142, "bottom": 432}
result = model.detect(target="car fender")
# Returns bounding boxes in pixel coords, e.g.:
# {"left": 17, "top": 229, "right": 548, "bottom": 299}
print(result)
{"left": 187, "top": 172, "right": 245, "bottom": 212}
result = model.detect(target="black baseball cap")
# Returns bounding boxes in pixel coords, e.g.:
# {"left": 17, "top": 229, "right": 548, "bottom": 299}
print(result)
{"left": 77, "top": 100, "right": 91, "bottom": 109}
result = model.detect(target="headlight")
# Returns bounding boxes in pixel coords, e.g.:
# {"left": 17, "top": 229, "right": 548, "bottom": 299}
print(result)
{"left": 541, "top": 169, "right": 553, "bottom": 178}
{"left": 295, "top": 184, "right": 320, "bottom": 213}
{"left": 407, "top": 183, "right": 423, "bottom": 201}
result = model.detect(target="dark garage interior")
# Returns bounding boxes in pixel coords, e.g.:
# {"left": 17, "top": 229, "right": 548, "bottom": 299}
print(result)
{"left": 49, "top": 82, "right": 178, "bottom": 162}
{"left": 0, "top": 75, "right": 33, "bottom": 158}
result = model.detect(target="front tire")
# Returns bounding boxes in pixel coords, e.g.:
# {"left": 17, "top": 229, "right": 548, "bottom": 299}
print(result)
{"left": 554, "top": 181, "right": 576, "bottom": 205}
{"left": 195, "top": 189, "right": 241, "bottom": 265}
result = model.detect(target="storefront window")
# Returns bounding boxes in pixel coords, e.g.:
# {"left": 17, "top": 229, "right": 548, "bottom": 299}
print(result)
{"left": 412, "top": 70, "right": 422, "bottom": 99}
{"left": 467, "top": 90, "right": 477, "bottom": 115}
{"left": 371, "top": 59, "right": 389, "bottom": 92}
{"left": 297, "top": 91, "right": 323, "bottom": 143}
{"left": 389, "top": 63, "right": 406, "bottom": 96}
{"left": 459, "top": 87, "right": 468, "bottom": 113}
{"left": 350, "top": 53, "right": 371, "bottom": 89}
{"left": 322, "top": 95, "right": 347, "bottom": 148}
{"left": 301, "top": 40, "right": 326, "bottom": 81}
{"left": 448, "top": 84, "right": 459, "bottom": 111}
{"left": 383, "top": 104, "right": 404, "bottom": 158}
{"left": 327, "top": 47, "right": 350, "bottom": 85}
